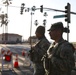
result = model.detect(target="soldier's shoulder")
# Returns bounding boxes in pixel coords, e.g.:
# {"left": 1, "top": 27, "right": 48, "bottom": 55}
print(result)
{"left": 41, "top": 37, "right": 50, "bottom": 43}
{"left": 39, "top": 37, "right": 50, "bottom": 48}
{"left": 59, "top": 40, "right": 72, "bottom": 47}
{"left": 61, "top": 41, "right": 74, "bottom": 48}
{"left": 60, "top": 41, "right": 75, "bottom": 52}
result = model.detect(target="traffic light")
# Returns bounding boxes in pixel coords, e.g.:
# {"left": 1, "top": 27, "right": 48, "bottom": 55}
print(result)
{"left": 40, "top": 5, "right": 43, "bottom": 13}
{"left": 20, "top": 7, "right": 23, "bottom": 14}
{"left": 65, "top": 3, "right": 71, "bottom": 23}
{"left": 20, "top": 3, "right": 25, "bottom": 15}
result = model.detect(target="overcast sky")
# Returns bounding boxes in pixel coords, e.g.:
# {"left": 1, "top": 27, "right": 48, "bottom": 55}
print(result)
{"left": 0, "top": 0, "right": 76, "bottom": 42}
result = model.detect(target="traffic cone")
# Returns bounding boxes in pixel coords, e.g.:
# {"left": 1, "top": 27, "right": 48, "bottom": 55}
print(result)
{"left": 22, "top": 50, "right": 25, "bottom": 56}
{"left": 14, "top": 54, "right": 19, "bottom": 68}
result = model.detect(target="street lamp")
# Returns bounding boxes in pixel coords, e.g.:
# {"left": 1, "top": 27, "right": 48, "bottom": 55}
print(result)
{"left": 25, "top": 7, "right": 35, "bottom": 46}
{"left": 20, "top": 4, "right": 36, "bottom": 46}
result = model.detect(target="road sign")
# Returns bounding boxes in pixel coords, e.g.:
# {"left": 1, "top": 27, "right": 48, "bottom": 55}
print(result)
{"left": 53, "top": 14, "right": 65, "bottom": 18}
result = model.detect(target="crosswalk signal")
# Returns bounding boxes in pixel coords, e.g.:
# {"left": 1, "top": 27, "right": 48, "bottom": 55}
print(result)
{"left": 40, "top": 5, "right": 43, "bottom": 13}
{"left": 65, "top": 3, "right": 71, "bottom": 23}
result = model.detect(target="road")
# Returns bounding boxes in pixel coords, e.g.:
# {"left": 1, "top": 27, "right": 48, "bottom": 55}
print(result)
{"left": 0, "top": 44, "right": 34, "bottom": 75}
{"left": 0, "top": 44, "right": 76, "bottom": 75}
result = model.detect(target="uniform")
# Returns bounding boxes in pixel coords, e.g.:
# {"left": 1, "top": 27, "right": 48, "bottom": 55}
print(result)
{"left": 44, "top": 38, "right": 75, "bottom": 75}
{"left": 30, "top": 36, "right": 50, "bottom": 75}
{"left": 29, "top": 26, "right": 50, "bottom": 75}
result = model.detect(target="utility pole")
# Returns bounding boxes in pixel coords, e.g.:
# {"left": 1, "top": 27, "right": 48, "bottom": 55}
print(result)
{"left": 29, "top": 11, "right": 35, "bottom": 47}
{"left": 2, "top": 0, "right": 12, "bottom": 43}
{"left": 20, "top": 3, "right": 35, "bottom": 47}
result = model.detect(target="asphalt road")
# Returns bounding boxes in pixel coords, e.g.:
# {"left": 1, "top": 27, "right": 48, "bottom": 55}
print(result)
{"left": 0, "top": 44, "right": 76, "bottom": 75}
{"left": 0, "top": 44, "right": 34, "bottom": 75}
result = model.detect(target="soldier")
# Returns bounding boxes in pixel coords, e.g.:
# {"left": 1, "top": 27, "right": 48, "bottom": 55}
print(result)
{"left": 43, "top": 22, "right": 75, "bottom": 75}
{"left": 29, "top": 26, "right": 50, "bottom": 75}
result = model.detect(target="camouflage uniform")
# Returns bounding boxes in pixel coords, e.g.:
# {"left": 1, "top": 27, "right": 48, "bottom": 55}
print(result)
{"left": 30, "top": 36, "right": 50, "bottom": 75}
{"left": 44, "top": 38, "right": 75, "bottom": 75}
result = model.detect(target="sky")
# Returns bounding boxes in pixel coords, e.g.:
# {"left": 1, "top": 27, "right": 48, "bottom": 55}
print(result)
{"left": 0, "top": 0, "right": 76, "bottom": 42}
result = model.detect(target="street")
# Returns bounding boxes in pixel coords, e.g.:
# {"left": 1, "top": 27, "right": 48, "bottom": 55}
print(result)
{"left": 0, "top": 44, "right": 76, "bottom": 75}
{"left": 0, "top": 44, "right": 34, "bottom": 75}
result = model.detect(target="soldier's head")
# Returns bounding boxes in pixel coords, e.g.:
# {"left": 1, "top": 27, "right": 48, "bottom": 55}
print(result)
{"left": 48, "top": 22, "right": 69, "bottom": 41}
{"left": 35, "top": 26, "right": 45, "bottom": 39}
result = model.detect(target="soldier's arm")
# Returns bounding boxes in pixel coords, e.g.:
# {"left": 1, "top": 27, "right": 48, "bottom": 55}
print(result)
{"left": 34, "top": 42, "right": 50, "bottom": 57}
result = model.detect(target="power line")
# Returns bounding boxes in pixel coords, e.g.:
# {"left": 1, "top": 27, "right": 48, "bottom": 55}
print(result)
{"left": 0, "top": 4, "right": 21, "bottom": 8}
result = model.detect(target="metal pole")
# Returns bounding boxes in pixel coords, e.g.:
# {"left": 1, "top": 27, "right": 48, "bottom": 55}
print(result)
{"left": 67, "top": 22, "right": 69, "bottom": 41}
{"left": 43, "top": 7, "right": 76, "bottom": 15}
{"left": 5, "top": 0, "right": 8, "bottom": 43}
{"left": 6, "top": 0, "right": 8, "bottom": 33}
{"left": 3, "top": 24, "right": 4, "bottom": 43}
{"left": 30, "top": 12, "right": 34, "bottom": 48}
{"left": 35, "top": 7, "right": 76, "bottom": 15}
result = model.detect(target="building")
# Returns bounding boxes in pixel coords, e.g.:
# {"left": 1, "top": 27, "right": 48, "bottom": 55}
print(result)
{"left": 0, "top": 33, "right": 22, "bottom": 44}
{"left": 28, "top": 36, "right": 38, "bottom": 44}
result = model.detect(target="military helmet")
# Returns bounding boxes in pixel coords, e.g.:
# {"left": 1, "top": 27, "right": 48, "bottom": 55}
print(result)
{"left": 48, "top": 22, "right": 64, "bottom": 31}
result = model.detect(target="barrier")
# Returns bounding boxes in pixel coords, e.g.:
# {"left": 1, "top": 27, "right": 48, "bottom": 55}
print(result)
{"left": 5, "top": 50, "right": 12, "bottom": 62}
{"left": 1, "top": 48, "right": 13, "bottom": 71}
